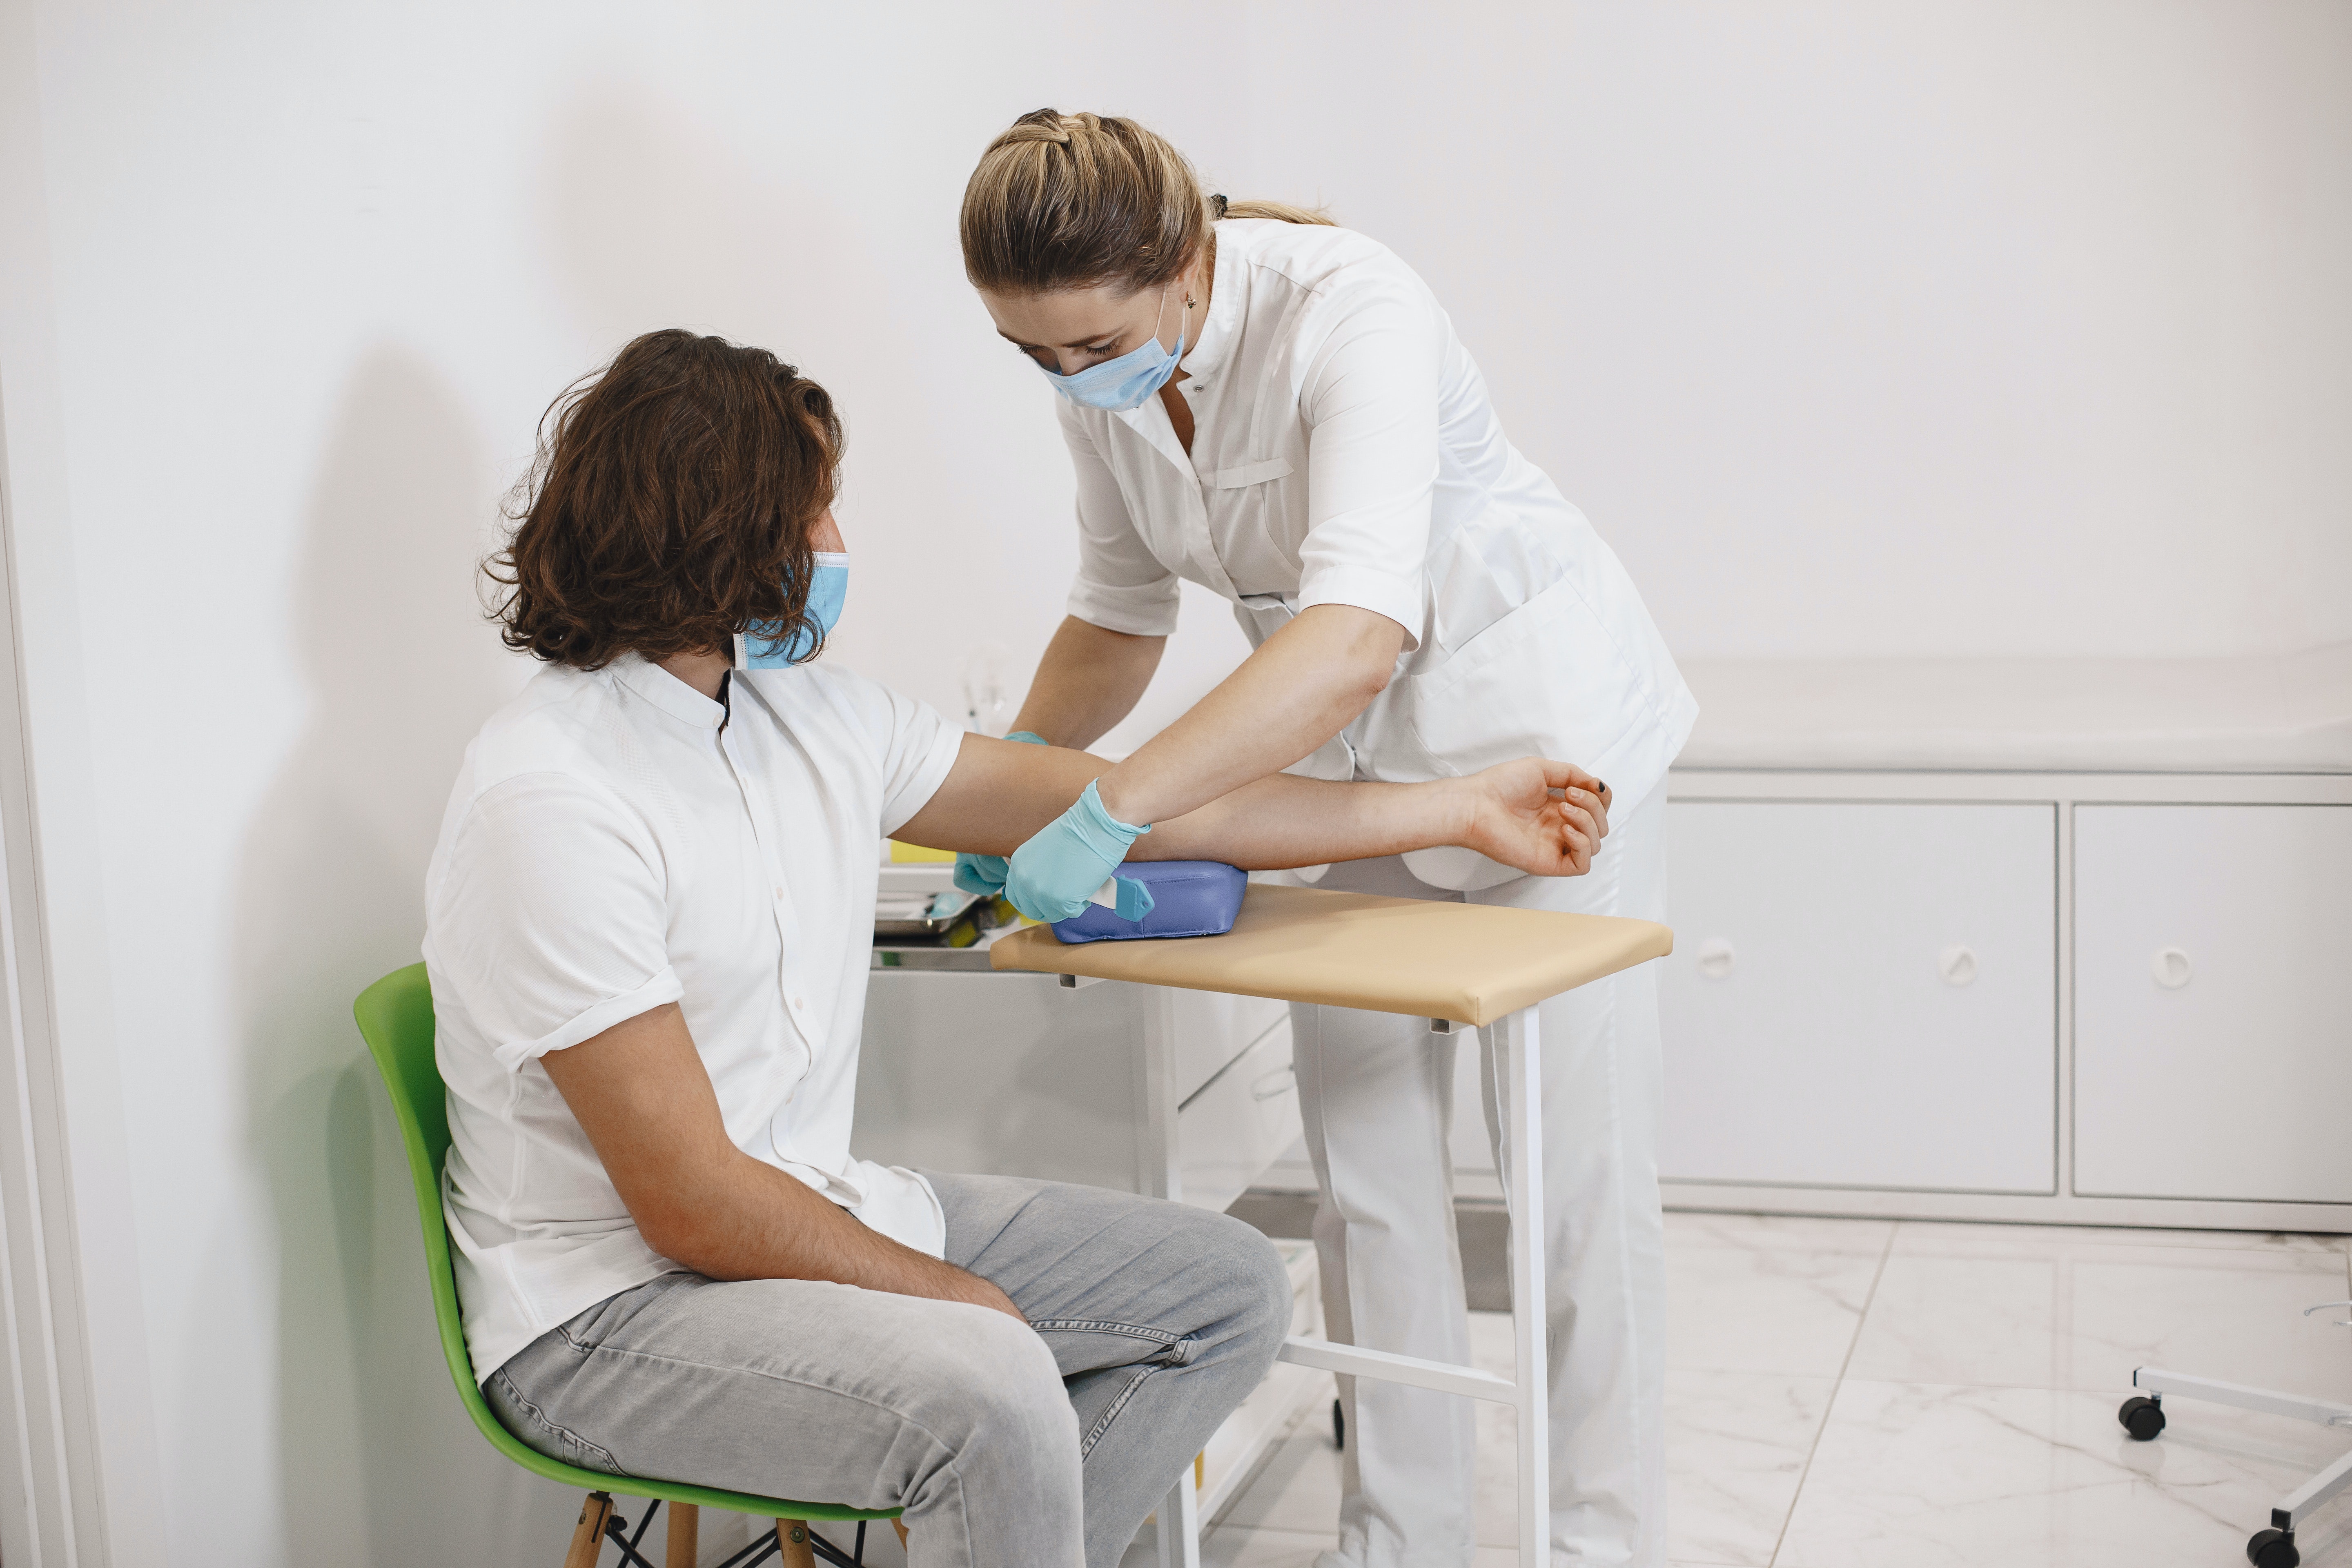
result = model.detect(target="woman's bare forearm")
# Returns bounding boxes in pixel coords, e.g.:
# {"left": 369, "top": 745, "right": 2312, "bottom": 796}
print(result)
{"left": 1008, "top": 616, "right": 1166, "bottom": 750}
{"left": 1091, "top": 606, "right": 1403, "bottom": 827}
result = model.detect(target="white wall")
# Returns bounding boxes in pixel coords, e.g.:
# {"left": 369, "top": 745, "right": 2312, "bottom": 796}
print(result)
{"left": 0, "top": 2, "right": 2345, "bottom": 1563}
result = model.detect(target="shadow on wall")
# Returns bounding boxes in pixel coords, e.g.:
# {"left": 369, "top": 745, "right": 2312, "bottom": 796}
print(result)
{"left": 534, "top": 84, "right": 877, "bottom": 388}
{"left": 227, "top": 348, "right": 570, "bottom": 1564}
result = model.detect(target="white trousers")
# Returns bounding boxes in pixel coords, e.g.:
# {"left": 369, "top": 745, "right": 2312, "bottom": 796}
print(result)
{"left": 1288, "top": 788, "right": 1668, "bottom": 1568}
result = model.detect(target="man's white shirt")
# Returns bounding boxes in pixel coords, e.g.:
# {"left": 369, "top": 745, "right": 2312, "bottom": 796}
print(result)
{"left": 423, "top": 652, "right": 961, "bottom": 1382}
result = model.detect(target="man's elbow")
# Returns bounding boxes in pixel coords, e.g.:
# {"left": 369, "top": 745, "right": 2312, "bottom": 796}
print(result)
{"left": 630, "top": 1183, "right": 732, "bottom": 1272}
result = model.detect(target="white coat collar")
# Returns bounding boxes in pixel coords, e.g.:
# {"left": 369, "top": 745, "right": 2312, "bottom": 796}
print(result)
{"left": 1176, "top": 219, "right": 1249, "bottom": 388}
{"left": 1109, "top": 222, "right": 1253, "bottom": 474}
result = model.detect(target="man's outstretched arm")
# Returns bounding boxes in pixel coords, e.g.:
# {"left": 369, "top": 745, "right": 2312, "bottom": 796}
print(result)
{"left": 539, "top": 1002, "right": 1024, "bottom": 1319}
{"left": 893, "top": 733, "right": 1613, "bottom": 877}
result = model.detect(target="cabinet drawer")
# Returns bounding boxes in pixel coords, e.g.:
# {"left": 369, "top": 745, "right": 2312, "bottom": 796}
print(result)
{"left": 1178, "top": 1019, "right": 1299, "bottom": 1214}
{"left": 2074, "top": 804, "right": 2352, "bottom": 1203}
{"left": 1660, "top": 801, "right": 2057, "bottom": 1193}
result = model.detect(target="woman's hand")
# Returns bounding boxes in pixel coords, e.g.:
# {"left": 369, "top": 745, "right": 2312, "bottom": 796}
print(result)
{"left": 1450, "top": 759, "right": 1613, "bottom": 877}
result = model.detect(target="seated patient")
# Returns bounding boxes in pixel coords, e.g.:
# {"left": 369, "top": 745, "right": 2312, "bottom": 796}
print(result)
{"left": 424, "top": 329, "right": 1609, "bottom": 1568}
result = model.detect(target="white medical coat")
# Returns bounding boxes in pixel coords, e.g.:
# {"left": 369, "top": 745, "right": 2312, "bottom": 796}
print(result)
{"left": 1060, "top": 219, "right": 1697, "bottom": 889}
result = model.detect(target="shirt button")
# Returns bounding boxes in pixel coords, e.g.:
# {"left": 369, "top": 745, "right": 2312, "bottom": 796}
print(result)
{"left": 788, "top": 994, "right": 807, "bottom": 1013}
{"left": 773, "top": 885, "right": 785, "bottom": 899}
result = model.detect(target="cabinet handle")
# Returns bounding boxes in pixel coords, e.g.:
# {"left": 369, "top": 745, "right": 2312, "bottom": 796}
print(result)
{"left": 1251, "top": 1067, "right": 1296, "bottom": 1102}
{"left": 1939, "top": 946, "right": 1978, "bottom": 987}
{"left": 1696, "top": 938, "right": 1735, "bottom": 980}
{"left": 2152, "top": 947, "right": 2192, "bottom": 990}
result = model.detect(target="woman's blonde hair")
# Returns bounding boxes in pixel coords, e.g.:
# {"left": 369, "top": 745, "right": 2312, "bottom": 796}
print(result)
{"left": 961, "top": 109, "right": 1333, "bottom": 297}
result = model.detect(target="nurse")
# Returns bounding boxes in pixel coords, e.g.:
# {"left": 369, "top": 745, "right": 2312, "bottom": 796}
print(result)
{"left": 957, "top": 110, "right": 1696, "bottom": 1568}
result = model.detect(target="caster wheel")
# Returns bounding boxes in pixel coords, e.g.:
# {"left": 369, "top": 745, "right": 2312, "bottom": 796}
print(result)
{"left": 2248, "top": 1527, "right": 2300, "bottom": 1568}
{"left": 2118, "top": 1394, "right": 2166, "bottom": 1441}
{"left": 1332, "top": 1397, "right": 1345, "bottom": 1450}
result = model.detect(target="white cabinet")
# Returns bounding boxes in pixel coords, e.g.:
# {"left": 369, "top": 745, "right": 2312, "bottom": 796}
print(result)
{"left": 853, "top": 969, "right": 1148, "bottom": 1192}
{"left": 1659, "top": 801, "right": 2057, "bottom": 1193}
{"left": 853, "top": 964, "right": 1299, "bottom": 1207}
{"left": 2074, "top": 804, "right": 2352, "bottom": 1203}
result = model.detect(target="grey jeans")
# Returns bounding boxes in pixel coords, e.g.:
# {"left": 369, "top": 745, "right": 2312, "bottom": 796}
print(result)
{"left": 484, "top": 1172, "right": 1291, "bottom": 1568}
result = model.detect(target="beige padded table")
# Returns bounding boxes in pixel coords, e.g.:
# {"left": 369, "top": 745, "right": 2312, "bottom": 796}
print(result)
{"left": 993, "top": 882, "right": 1674, "bottom": 1565}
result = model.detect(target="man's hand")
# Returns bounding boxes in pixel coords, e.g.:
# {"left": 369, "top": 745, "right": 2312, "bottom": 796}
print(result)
{"left": 1448, "top": 759, "right": 1612, "bottom": 878}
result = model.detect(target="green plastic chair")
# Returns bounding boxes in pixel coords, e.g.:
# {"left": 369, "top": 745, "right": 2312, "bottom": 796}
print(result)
{"left": 355, "top": 964, "right": 900, "bottom": 1568}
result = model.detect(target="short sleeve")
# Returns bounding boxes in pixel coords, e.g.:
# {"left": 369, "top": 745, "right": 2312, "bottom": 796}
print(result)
{"left": 1293, "top": 282, "right": 1443, "bottom": 647}
{"left": 812, "top": 673, "right": 965, "bottom": 837}
{"left": 1060, "top": 397, "right": 1183, "bottom": 637}
{"left": 426, "top": 774, "right": 683, "bottom": 1070}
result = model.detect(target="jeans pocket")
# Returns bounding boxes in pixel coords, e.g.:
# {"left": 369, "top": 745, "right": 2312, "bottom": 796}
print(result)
{"left": 561, "top": 1270, "right": 694, "bottom": 1353}
{"left": 486, "top": 1368, "right": 630, "bottom": 1477}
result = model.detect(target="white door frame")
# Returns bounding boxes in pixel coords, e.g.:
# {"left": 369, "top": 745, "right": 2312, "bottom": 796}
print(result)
{"left": 0, "top": 379, "right": 109, "bottom": 1568}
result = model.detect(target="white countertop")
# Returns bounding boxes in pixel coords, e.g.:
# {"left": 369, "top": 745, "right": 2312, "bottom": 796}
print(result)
{"left": 1674, "top": 643, "right": 2352, "bottom": 774}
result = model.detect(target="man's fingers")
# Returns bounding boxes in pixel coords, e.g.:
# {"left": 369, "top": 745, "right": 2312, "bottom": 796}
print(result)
{"left": 1548, "top": 804, "right": 1595, "bottom": 875}
{"left": 1537, "top": 758, "right": 1602, "bottom": 793}
{"left": 1555, "top": 799, "right": 1600, "bottom": 844}
{"left": 1536, "top": 760, "right": 1612, "bottom": 838}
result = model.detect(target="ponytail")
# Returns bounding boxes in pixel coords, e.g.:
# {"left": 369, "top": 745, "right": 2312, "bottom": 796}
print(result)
{"left": 1214, "top": 194, "right": 1337, "bottom": 227}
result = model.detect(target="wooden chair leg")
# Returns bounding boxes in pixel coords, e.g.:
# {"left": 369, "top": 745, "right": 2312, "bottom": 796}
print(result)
{"left": 666, "top": 1500, "right": 698, "bottom": 1566}
{"left": 564, "top": 1492, "right": 615, "bottom": 1568}
{"left": 774, "top": 1519, "right": 816, "bottom": 1568}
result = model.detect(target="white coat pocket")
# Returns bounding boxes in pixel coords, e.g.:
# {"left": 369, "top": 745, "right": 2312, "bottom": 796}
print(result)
{"left": 1391, "top": 576, "right": 1654, "bottom": 891}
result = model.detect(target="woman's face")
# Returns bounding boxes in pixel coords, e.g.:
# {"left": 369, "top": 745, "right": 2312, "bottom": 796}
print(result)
{"left": 978, "top": 255, "right": 1202, "bottom": 378}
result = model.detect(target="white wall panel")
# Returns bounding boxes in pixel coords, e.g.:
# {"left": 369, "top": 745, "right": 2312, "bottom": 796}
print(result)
{"left": 2075, "top": 805, "right": 2352, "bottom": 1203}
{"left": 1660, "top": 802, "right": 2056, "bottom": 1192}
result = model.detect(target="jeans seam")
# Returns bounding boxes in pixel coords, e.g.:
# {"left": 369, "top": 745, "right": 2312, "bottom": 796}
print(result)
{"left": 490, "top": 1368, "right": 632, "bottom": 1476}
{"left": 1078, "top": 1365, "right": 1158, "bottom": 1459}
{"left": 1028, "top": 1317, "right": 1189, "bottom": 1356}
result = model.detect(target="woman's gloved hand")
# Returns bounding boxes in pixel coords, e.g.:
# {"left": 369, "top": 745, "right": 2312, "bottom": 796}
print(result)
{"left": 952, "top": 732, "right": 1048, "bottom": 898}
{"left": 1003, "top": 780, "right": 1157, "bottom": 923}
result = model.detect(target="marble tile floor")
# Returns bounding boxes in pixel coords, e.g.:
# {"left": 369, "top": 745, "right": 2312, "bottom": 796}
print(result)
{"left": 1136, "top": 1212, "right": 2352, "bottom": 1568}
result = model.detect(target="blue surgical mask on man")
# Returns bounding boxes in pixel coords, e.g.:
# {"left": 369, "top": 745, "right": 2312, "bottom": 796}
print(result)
{"left": 734, "top": 552, "right": 849, "bottom": 668}
{"left": 1036, "top": 285, "right": 1185, "bottom": 413}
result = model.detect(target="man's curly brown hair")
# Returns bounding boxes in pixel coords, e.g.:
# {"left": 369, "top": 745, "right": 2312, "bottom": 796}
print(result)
{"left": 485, "top": 329, "right": 843, "bottom": 670}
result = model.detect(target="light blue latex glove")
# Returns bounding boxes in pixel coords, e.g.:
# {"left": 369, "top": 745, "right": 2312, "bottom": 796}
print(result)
{"left": 1004, "top": 780, "right": 1158, "bottom": 923}
{"left": 952, "top": 731, "right": 1048, "bottom": 899}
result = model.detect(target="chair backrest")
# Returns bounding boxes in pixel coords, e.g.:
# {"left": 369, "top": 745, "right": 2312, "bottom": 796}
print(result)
{"left": 351, "top": 964, "right": 548, "bottom": 1469}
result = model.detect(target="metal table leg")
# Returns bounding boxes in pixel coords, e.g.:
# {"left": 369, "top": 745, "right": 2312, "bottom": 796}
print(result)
{"left": 1154, "top": 1473, "right": 1201, "bottom": 1568}
{"left": 1276, "top": 1003, "right": 1549, "bottom": 1564}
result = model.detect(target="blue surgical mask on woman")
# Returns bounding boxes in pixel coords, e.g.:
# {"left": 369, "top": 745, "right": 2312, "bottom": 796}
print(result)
{"left": 1037, "top": 285, "right": 1185, "bottom": 412}
{"left": 734, "top": 552, "right": 849, "bottom": 668}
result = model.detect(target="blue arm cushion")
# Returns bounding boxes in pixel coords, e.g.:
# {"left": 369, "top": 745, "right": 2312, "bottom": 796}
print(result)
{"left": 1049, "top": 860, "right": 1247, "bottom": 944}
